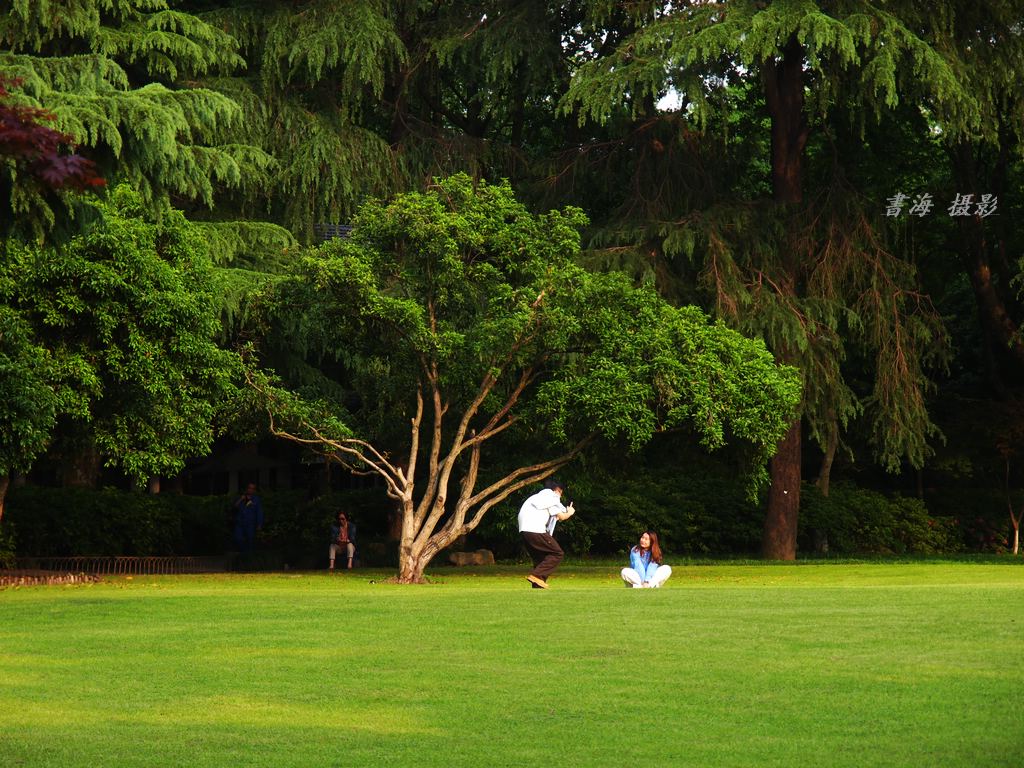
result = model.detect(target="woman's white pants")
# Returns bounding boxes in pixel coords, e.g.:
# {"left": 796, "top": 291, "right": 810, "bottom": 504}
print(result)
{"left": 621, "top": 564, "right": 672, "bottom": 587}
{"left": 330, "top": 542, "right": 355, "bottom": 560}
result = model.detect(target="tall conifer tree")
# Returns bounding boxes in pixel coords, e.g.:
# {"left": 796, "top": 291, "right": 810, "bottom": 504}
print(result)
{"left": 563, "top": 0, "right": 979, "bottom": 558}
{"left": 0, "top": 1, "right": 274, "bottom": 231}
{"left": 926, "top": 1, "right": 1024, "bottom": 377}
{"left": 188, "top": 1, "right": 604, "bottom": 238}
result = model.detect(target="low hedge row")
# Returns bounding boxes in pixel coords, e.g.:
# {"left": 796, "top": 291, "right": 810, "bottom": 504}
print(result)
{"left": 2, "top": 485, "right": 395, "bottom": 568}
{"left": 1, "top": 474, "right": 1012, "bottom": 566}
{"left": 470, "top": 469, "right": 986, "bottom": 558}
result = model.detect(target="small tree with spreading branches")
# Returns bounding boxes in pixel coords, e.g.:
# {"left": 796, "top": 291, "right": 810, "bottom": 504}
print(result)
{"left": 248, "top": 175, "right": 801, "bottom": 583}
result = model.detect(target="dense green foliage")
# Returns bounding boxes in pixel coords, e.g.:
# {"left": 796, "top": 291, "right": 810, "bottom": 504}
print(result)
{"left": 0, "top": 72, "right": 105, "bottom": 231}
{"left": 799, "top": 483, "right": 961, "bottom": 555}
{"left": 475, "top": 464, "right": 970, "bottom": 558}
{"left": 0, "top": 306, "right": 56, "bottom": 481}
{"left": 2, "top": 1, "right": 1023, "bottom": 561}
{"left": 0, "top": 185, "right": 235, "bottom": 488}
{"left": 550, "top": 0, "right": 1024, "bottom": 558}
{"left": 5, "top": 485, "right": 222, "bottom": 557}
{"left": 192, "top": 1, "right": 601, "bottom": 238}
{"left": 563, "top": 0, "right": 971, "bottom": 474}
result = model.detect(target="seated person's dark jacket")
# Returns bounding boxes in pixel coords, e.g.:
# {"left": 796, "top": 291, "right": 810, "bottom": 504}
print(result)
{"left": 330, "top": 522, "right": 357, "bottom": 546}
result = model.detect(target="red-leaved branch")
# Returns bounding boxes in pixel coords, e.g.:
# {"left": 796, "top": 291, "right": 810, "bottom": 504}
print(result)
{"left": 0, "top": 74, "right": 105, "bottom": 191}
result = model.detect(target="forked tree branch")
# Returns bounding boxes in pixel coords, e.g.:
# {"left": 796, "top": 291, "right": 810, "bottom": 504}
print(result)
{"left": 462, "top": 436, "right": 595, "bottom": 533}
{"left": 267, "top": 415, "right": 404, "bottom": 500}
{"left": 465, "top": 434, "right": 596, "bottom": 514}
{"left": 416, "top": 289, "right": 549, "bottom": 531}
{"left": 246, "top": 367, "right": 405, "bottom": 498}
{"left": 414, "top": 359, "right": 447, "bottom": 528}
{"left": 402, "top": 384, "right": 424, "bottom": 492}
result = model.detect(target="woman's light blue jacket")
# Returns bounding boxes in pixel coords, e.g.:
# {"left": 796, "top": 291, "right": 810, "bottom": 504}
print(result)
{"left": 629, "top": 548, "right": 660, "bottom": 581}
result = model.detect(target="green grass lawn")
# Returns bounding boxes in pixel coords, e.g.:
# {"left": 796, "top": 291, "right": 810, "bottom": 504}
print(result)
{"left": 1, "top": 562, "right": 1022, "bottom": 767}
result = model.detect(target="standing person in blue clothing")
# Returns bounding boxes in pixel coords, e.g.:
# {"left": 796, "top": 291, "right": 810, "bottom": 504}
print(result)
{"left": 232, "top": 482, "right": 264, "bottom": 554}
{"left": 620, "top": 530, "right": 672, "bottom": 588}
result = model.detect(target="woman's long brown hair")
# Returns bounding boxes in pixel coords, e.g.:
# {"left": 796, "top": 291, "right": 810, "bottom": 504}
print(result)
{"left": 634, "top": 530, "right": 662, "bottom": 564}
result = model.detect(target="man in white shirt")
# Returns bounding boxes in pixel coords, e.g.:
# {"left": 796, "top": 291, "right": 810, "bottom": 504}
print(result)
{"left": 518, "top": 479, "right": 575, "bottom": 589}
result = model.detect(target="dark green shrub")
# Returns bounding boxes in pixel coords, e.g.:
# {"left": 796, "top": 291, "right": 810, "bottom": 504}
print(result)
{"left": 11, "top": 471, "right": 964, "bottom": 565}
{"left": 3, "top": 485, "right": 396, "bottom": 565}
{"left": 799, "top": 483, "right": 961, "bottom": 555}
{"left": 5, "top": 486, "right": 186, "bottom": 556}
{"left": 471, "top": 463, "right": 763, "bottom": 558}
{"left": 0, "top": 521, "right": 15, "bottom": 568}
{"left": 919, "top": 486, "right": 1014, "bottom": 553}
{"left": 257, "top": 488, "right": 393, "bottom": 568}
{"left": 558, "top": 466, "right": 763, "bottom": 556}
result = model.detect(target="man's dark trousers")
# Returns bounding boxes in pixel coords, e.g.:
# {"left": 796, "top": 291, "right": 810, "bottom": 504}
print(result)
{"left": 522, "top": 532, "right": 563, "bottom": 586}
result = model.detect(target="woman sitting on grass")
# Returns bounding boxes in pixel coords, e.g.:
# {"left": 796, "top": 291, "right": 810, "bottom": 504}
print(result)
{"left": 621, "top": 530, "right": 671, "bottom": 588}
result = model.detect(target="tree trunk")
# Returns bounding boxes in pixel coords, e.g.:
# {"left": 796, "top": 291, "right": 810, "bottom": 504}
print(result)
{"left": 387, "top": 76, "right": 409, "bottom": 147}
{"left": 398, "top": 553, "right": 428, "bottom": 583}
{"left": 397, "top": 498, "right": 419, "bottom": 582}
{"left": 815, "top": 428, "right": 837, "bottom": 498}
{"left": 763, "top": 418, "right": 802, "bottom": 560}
{"left": 812, "top": 430, "right": 837, "bottom": 555}
{"left": 147, "top": 476, "right": 160, "bottom": 494}
{"left": 1006, "top": 460, "right": 1020, "bottom": 556}
{"left": 394, "top": 496, "right": 454, "bottom": 584}
{"left": 63, "top": 441, "right": 100, "bottom": 488}
{"left": 962, "top": 245, "right": 1024, "bottom": 367}
{"left": 397, "top": 520, "right": 463, "bottom": 583}
{"left": 764, "top": 35, "right": 808, "bottom": 207}
{"left": 1010, "top": 508, "right": 1021, "bottom": 557}
{"left": 761, "top": 34, "right": 808, "bottom": 560}
{"left": 398, "top": 541, "right": 444, "bottom": 584}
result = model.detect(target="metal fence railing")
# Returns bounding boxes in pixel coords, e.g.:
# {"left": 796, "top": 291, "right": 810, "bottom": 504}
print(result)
{"left": 10, "top": 555, "right": 228, "bottom": 575}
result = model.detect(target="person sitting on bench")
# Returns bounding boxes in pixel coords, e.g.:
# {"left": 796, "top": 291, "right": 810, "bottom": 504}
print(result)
{"left": 329, "top": 511, "right": 356, "bottom": 570}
